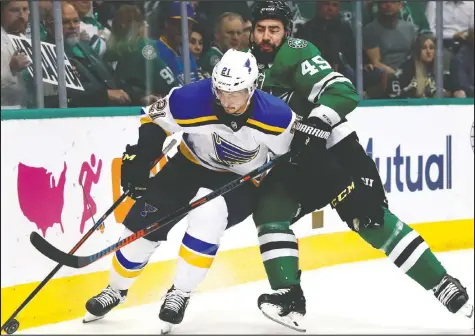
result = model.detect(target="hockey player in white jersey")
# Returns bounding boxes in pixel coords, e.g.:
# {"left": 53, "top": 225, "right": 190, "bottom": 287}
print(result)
{"left": 82, "top": 50, "right": 300, "bottom": 328}
{"left": 145, "top": 2, "right": 474, "bottom": 333}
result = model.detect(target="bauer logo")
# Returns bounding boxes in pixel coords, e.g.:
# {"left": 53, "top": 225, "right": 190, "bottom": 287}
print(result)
{"left": 365, "top": 135, "right": 452, "bottom": 193}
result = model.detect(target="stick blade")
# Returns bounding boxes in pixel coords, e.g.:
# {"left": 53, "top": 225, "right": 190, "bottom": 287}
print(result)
{"left": 30, "top": 232, "right": 81, "bottom": 268}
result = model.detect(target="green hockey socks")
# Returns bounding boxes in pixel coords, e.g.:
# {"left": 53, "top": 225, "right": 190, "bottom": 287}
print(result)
{"left": 257, "top": 222, "right": 300, "bottom": 290}
{"left": 253, "top": 175, "right": 447, "bottom": 292}
{"left": 253, "top": 181, "right": 301, "bottom": 290}
{"left": 358, "top": 207, "right": 447, "bottom": 290}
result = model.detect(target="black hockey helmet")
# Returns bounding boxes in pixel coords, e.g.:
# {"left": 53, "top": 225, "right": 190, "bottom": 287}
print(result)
{"left": 251, "top": 1, "right": 293, "bottom": 36}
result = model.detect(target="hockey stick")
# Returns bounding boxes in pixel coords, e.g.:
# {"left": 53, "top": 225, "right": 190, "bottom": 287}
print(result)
{"left": 1, "top": 139, "right": 177, "bottom": 335}
{"left": 29, "top": 150, "right": 295, "bottom": 269}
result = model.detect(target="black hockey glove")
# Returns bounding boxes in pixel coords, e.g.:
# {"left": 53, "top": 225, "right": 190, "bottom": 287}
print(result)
{"left": 291, "top": 117, "right": 332, "bottom": 162}
{"left": 121, "top": 144, "right": 152, "bottom": 200}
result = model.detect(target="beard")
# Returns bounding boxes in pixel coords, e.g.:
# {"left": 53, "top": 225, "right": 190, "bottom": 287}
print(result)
{"left": 7, "top": 19, "right": 27, "bottom": 35}
{"left": 252, "top": 42, "right": 279, "bottom": 65}
{"left": 65, "top": 33, "right": 80, "bottom": 46}
{"left": 258, "top": 41, "right": 278, "bottom": 53}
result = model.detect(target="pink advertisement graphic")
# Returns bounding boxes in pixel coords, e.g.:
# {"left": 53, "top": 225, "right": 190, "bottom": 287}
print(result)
{"left": 17, "top": 154, "right": 103, "bottom": 238}
{"left": 78, "top": 154, "right": 102, "bottom": 233}
{"left": 17, "top": 162, "right": 67, "bottom": 237}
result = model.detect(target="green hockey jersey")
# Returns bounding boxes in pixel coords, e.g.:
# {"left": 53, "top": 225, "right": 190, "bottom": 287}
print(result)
{"left": 199, "top": 46, "right": 224, "bottom": 76}
{"left": 252, "top": 37, "right": 359, "bottom": 120}
{"left": 104, "top": 38, "right": 178, "bottom": 99}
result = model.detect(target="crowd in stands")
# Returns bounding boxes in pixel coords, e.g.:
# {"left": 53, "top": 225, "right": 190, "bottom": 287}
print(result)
{"left": 1, "top": 0, "right": 473, "bottom": 109}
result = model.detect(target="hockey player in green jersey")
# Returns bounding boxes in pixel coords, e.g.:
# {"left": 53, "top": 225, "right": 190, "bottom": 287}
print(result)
{"left": 248, "top": 1, "right": 473, "bottom": 331}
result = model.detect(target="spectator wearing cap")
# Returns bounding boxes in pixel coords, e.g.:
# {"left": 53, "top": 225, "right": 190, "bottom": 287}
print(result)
{"left": 155, "top": 1, "right": 205, "bottom": 85}
{"left": 105, "top": 4, "right": 178, "bottom": 105}
{"left": 199, "top": 12, "right": 243, "bottom": 75}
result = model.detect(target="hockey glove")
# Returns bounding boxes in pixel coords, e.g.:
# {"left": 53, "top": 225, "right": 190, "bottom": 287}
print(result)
{"left": 121, "top": 144, "right": 152, "bottom": 200}
{"left": 291, "top": 117, "right": 332, "bottom": 162}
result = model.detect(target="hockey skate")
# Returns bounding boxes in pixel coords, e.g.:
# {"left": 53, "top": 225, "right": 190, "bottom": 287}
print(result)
{"left": 258, "top": 284, "right": 306, "bottom": 332}
{"left": 83, "top": 285, "right": 127, "bottom": 323}
{"left": 158, "top": 285, "right": 191, "bottom": 334}
{"left": 433, "top": 274, "right": 474, "bottom": 319}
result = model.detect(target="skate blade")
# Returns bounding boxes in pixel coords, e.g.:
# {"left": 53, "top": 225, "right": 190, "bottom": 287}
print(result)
{"left": 457, "top": 301, "right": 474, "bottom": 319}
{"left": 159, "top": 321, "right": 174, "bottom": 335}
{"left": 82, "top": 311, "right": 104, "bottom": 324}
{"left": 260, "top": 303, "right": 306, "bottom": 332}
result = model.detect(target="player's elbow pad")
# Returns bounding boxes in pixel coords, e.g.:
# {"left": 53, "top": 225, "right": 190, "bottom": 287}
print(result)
{"left": 136, "top": 122, "right": 167, "bottom": 161}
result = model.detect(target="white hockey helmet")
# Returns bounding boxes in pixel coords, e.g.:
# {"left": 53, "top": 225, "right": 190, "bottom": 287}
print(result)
{"left": 212, "top": 49, "right": 259, "bottom": 100}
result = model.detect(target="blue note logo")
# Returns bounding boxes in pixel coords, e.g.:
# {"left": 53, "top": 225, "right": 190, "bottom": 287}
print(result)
{"left": 140, "top": 203, "right": 157, "bottom": 217}
{"left": 211, "top": 133, "right": 260, "bottom": 167}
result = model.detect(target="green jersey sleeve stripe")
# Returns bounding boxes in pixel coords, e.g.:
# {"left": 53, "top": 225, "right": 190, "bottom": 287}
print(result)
{"left": 308, "top": 72, "right": 352, "bottom": 102}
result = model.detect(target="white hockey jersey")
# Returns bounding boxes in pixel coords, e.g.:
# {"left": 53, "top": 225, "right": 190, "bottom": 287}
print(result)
{"left": 141, "top": 78, "right": 296, "bottom": 176}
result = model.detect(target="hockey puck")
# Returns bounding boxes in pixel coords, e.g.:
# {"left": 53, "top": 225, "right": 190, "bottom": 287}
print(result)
{"left": 4, "top": 319, "right": 20, "bottom": 334}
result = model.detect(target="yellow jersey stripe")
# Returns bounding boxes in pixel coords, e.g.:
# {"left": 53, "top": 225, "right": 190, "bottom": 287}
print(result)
{"left": 140, "top": 115, "right": 153, "bottom": 124}
{"left": 140, "top": 116, "right": 171, "bottom": 136}
{"left": 247, "top": 118, "right": 286, "bottom": 133}
{"left": 176, "top": 116, "right": 218, "bottom": 125}
{"left": 180, "top": 141, "right": 201, "bottom": 165}
{"left": 179, "top": 245, "right": 214, "bottom": 268}
{"left": 159, "top": 36, "right": 179, "bottom": 56}
{"left": 112, "top": 254, "right": 144, "bottom": 278}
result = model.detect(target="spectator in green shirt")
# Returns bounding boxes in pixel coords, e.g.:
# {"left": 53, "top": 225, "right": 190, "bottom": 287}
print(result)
{"left": 70, "top": 0, "right": 110, "bottom": 57}
{"left": 105, "top": 4, "right": 178, "bottom": 105}
{"left": 40, "top": 1, "right": 132, "bottom": 108}
{"left": 199, "top": 12, "right": 243, "bottom": 75}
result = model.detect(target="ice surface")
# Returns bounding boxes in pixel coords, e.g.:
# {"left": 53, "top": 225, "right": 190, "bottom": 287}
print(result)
{"left": 18, "top": 249, "right": 474, "bottom": 334}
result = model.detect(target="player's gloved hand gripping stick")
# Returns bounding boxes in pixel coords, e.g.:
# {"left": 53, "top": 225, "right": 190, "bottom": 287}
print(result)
{"left": 0, "top": 140, "right": 177, "bottom": 335}
{"left": 29, "top": 149, "right": 296, "bottom": 270}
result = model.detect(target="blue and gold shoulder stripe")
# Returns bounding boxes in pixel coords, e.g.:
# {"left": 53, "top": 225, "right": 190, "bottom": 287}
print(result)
{"left": 246, "top": 90, "right": 293, "bottom": 135}
{"left": 169, "top": 79, "right": 221, "bottom": 127}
